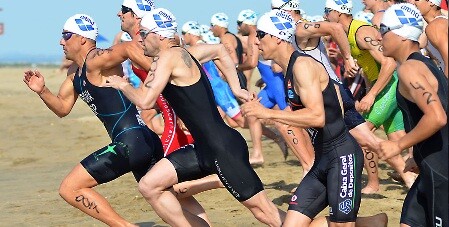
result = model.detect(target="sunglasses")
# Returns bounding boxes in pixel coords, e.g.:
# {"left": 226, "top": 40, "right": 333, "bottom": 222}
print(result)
{"left": 237, "top": 21, "right": 243, "bottom": 26}
{"left": 256, "top": 30, "right": 268, "bottom": 39}
{"left": 379, "top": 23, "right": 402, "bottom": 36}
{"left": 324, "top": 8, "right": 333, "bottom": 15}
{"left": 139, "top": 29, "right": 151, "bottom": 40}
{"left": 121, "top": 5, "right": 133, "bottom": 14}
{"left": 62, "top": 32, "right": 74, "bottom": 41}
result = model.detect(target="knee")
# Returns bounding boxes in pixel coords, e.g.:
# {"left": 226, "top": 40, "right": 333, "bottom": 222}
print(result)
{"left": 58, "top": 177, "right": 74, "bottom": 199}
{"left": 138, "top": 175, "right": 161, "bottom": 200}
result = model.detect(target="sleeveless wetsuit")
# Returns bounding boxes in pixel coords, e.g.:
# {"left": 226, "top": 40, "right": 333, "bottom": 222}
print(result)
{"left": 162, "top": 48, "right": 264, "bottom": 201}
{"left": 226, "top": 31, "right": 248, "bottom": 90}
{"left": 293, "top": 28, "right": 365, "bottom": 130}
{"left": 257, "top": 59, "right": 288, "bottom": 110}
{"left": 132, "top": 65, "right": 194, "bottom": 156}
{"left": 348, "top": 19, "right": 404, "bottom": 134}
{"left": 398, "top": 52, "right": 448, "bottom": 227}
{"left": 286, "top": 51, "right": 363, "bottom": 222}
{"left": 202, "top": 60, "right": 241, "bottom": 118}
{"left": 74, "top": 58, "right": 163, "bottom": 184}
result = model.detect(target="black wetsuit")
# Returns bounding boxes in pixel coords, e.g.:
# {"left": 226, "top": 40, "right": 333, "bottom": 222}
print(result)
{"left": 285, "top": 51, "right": 363, "bottom": 222}
{"left": 226, "top": 31, "right": 247, "bottom": 90}
{"left": 73, "top": 58, "right": 163, "bottom": 183}
{"left": 398, "top": 52, "right": 448, "bottom": 227}
{"left": 162, "top": 48, "right": 263, "bottom": 202}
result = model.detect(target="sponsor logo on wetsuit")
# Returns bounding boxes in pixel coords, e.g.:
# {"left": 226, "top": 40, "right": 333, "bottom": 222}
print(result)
{"left": 306, "top": 128, "right": 318, "bottom": 145}
{"left": 339, "top": 154, "right": 355, "bottom": 214}
{"left": 79, "top": 88, "right": 98, "bottom": 115}
{"left": 436, "top": 216, "right": 443, "bottom": 227}
{"left": 215, "top": 160, "right": 240, "bottom": 199}
{"left": 289, "top": 195, "right": 298, "bottom": 205}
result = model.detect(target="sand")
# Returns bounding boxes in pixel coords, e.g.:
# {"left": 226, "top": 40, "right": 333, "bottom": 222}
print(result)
{"left": 0, "top": 66, "right": 409, "bottom": 226}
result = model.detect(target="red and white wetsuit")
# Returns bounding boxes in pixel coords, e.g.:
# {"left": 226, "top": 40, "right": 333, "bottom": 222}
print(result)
{"left": 132, "top": 65, "right": 194, "bottom": 156}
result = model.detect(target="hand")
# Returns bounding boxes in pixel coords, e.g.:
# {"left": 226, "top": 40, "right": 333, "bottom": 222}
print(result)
{"left": 241, "top": 98, "right": 268, "bottom": 119}
{"left": 404, "top": 156, "right": 419, "bottom": 174}
{"left": 356, "top": 93, "right": 376, "bottom": 113}
{"left": 234, "top": 89, "right": 254, "bottom": 103}
{"left": 344, "top": 56, "right": 360, "bottom": 78}
{"left": 378, "top": 140, "right": 402, "bottom": 160}
{"left": 23, "top": 70, "right": 46, "bottom": 94}
{"left": 102, "top": 75, "right": 129, "bottom": 90}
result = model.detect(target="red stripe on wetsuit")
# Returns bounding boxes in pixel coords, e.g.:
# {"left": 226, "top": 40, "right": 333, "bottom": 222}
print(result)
{"left": 132, "top": 65, "right": 194, "bottom": 156}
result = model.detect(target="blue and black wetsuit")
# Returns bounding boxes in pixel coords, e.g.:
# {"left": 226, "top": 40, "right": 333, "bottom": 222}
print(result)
{"left": 73, "top": 59, "right": 163, "bottom": 184}
{"left": 398, "top": 52, "right": 448, "bottom": 227}
{"left": 162, "top": 48, "right": 263, "bottom": 202}
{"left": 285, "top": 51, "right": 363, "bottom": 222}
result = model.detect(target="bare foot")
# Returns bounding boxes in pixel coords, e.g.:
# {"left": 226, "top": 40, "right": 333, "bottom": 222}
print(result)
{"left": 361, "top": 184, "right": 380, "bottom": 194}
{"left": 290, "top": 186, "right": 297, "bottom": 194}
{"left": 249, "top": 156, "right": 264, "bottom": 167}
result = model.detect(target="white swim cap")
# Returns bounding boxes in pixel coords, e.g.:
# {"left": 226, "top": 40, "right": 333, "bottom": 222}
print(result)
{"left": 380, "top": 3, "right": 423, "bottom": 42}
{"left": 271, "top": 0, "right": 300, "bottom": 11}
{"left": 140, "top": 8, "right": 178, "bottom": 39}
{"left": 211, "top": 13, "right": 229, "bottom": 28}
{"left": 325, "top": 0, "right": 353, "bottom": 15}
{"left": 237, "top": 9, "right": 258, "bottom": 25}
{"left": 257, "top": 9, "right": 295, "bottom": 43}
{"left": 63, "top": 14, "right": 98, "bottom": 41}
{"left": 201, "top": 31, "right": 221, "bottom": 44}
{"left": 120, "top": 32, "right": 132, "bottom": 42}
{"left": 429, "top": 0, "right": 442, "bottom": 6}
{"left": 122, "top": 0, "right": 155, "bottom": 18}
{"left": 354, "top": 11, "right": 374, "bottom": 24}
{"left": 182, "top": 21, "right": 201, "bottom": 36}
{"left": 199, "top": 24, "right": 211, "bottom": 34}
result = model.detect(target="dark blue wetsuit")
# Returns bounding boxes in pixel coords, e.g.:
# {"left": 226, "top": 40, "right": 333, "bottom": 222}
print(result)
{"left": 73, "top": 59, "right": 163, "bottom": 184}
{"left": 162, "top": 48, "right": 263, "bottom": 202}
{"left": 398, "top": 52, "right": 448, "bottom": 227}
{"left": 285, "top": 51, "right": 363, "bottom": 222}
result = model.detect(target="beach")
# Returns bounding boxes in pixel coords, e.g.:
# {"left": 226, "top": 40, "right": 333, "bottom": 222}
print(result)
{"left": 0, "top": 66, "right": 408, "bottom": 226}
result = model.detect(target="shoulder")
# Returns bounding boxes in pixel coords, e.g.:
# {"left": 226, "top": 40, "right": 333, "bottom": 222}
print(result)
{"left": 398, "top": 60, "right": 422, "bottom": 79}
{"left": 426, "top": 18, "right": 448, "bottom": 34}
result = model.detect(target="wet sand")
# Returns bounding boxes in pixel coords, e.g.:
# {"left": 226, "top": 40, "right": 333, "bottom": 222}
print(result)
{"left": 0, "top": 66, "right": 408, "bottom": 226}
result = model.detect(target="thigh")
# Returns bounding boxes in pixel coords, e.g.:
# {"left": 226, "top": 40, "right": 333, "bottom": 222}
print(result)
{"left": 80, "top": 142, "right": 131, "bottom": 184}
{"left": 363, "top": 76, "right": 398, "bottom": 128}
{"left": 166, "top": 144, "right": 210, "bottom": 183}
{"left": 288, "top": 170, "right": 328, "bottom": 219}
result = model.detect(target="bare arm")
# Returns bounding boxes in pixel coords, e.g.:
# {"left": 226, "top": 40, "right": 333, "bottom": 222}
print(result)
{"left": 23, "top": 64, "right": 78, "bottom": 117}
{"left": 426, "top": 19, "right": 448, "bottom": 76}
{"left": 237, "top": 33, "right": 258, "bottom": 71}
{"left": 242, "top": 57, "right": 325, "bottom": 128}
{"left": 357, "top": 27, "right": 397, "bottom": 97}
{"left": 188, "top": 44, "right": 249, "bottom": 100}
{"left": 109, "top": 50, "right": 174, "bottom": 110}
{"left": 396, "top": 63, "right": 447, "bottom": 150}
{"left": 220, "top": 34, "right": 239, "bottom": 65}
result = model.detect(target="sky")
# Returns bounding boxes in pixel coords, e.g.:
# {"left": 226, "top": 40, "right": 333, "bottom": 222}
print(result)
{"left": 0, "top": 0, "right": 364, "bottom": 64}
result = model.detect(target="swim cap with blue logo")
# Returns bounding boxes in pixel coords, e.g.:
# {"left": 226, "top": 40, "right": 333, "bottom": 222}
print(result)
{"left": 140, "top": 8, "right": 178, "bottom": 38}
{"left": 211, "top": 13, "right": 229, "bottom": 28}
{"left": 381, "top": 3, "right": 423, "bottom": 42}
{"left": 429, "top": 0, "right": 442, "bottom": 6}
{"left": 257, "top": 9, "right": 295, "bottom": 43}
{"left": 354, "top": 11, "right": 374, "bottom": 24}
{"left": 271, "top": 0, "right": 300, "bottom": 10}
{"left": 120, "top": 32, "right": 132, "bottom": 42}
{"left": 238, "top": 9, "right": 258, "bottom": 25}
{"left": 122, "top": 0, "right": 155, "bottom": 18}
{"left": 63, "top": 14, "right": 98, "bottom": 41}
{"left": 325, "top": 0, "right": 353, "bottom": 14}
{"left": 182, "top": 21, "right": 201, "bottom": 36}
